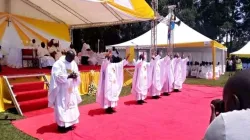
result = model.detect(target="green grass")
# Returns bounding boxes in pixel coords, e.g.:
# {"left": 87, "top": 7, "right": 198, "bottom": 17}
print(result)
{"left": 0, "top": 74, "right": 230, "bottom": 140}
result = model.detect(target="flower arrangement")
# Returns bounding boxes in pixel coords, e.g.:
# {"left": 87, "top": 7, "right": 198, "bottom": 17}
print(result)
{"left": 87, "top": 83, "right": 97, "bottom": 96}
{"left": 87, "top": 70, "right": 97, "bottom": 96}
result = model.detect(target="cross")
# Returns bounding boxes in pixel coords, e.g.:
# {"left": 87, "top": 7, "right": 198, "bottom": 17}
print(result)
{"left": 6, "top": 17, "right": 11, "bottom": 27}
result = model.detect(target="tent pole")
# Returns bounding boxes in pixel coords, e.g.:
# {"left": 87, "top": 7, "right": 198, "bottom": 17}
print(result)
{"left": 151, "top": 0, "right": 158, "bottom": 53}
{"left": 222, "top": 49, "right": 225, "bottom": 74}
{"left": 212, "top": 42, "right": 216, "bottom": 80}
{"left": 69, "top": 27, "right": 73, "bottom": 44}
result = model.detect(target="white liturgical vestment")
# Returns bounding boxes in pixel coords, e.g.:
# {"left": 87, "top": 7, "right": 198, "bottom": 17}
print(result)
{"left": 131, "top": 59, "right": 153, "bottom": 101}
{"left": 173, "top": 57, "right": 189, "bottom": 90}
{"left": 162, "top": 56, "right": 175, "bottom": 93}
{"left": 149, "top": 55, "right": 168, "bottom": 96}
{"left": 48, "top": 56, "right": 82, "bottom": 127}
{"left": 96, "top": 59, "right": 128, "bottom": 109}
{"left": 37, "top": 47, "right": 55, "bottom": 67}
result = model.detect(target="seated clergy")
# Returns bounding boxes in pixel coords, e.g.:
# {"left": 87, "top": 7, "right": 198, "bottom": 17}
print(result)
{"left": 190, "top": 62, "right": 199, "bottom": 77}
{"left": 30, "top": 39, "right": 38, "bottom": 48}
{"left": 37, "top": 42, "right": 55, "bottom": 68}
{"left": 48, "top": 39, "right": 62, "bottom": 60}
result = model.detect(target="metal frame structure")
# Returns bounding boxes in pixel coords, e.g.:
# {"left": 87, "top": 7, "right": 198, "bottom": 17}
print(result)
{"left": 151, "top": 0, "right": 158, "bottom": 53}
{"left": 151, "top": 0, "right": 176, "bottom": 55}
{"left": 167, "top": 5, "right": 176, "bottom": 55}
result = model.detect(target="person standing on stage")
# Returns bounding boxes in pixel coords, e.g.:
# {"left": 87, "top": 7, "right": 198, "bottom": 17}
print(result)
{"left": 96, "top": 53, "right": 129, "bottom": 114}
{"left": 149, "top": 50, "right": 168, "bottom": 99}
{"left": 131, "top": 53, "right": 153, "bottom": 104}
{"left": 48, "top": 50, "right": 82, "bottom": 133}
{"left": 162, "top": 54, "right": 174, "bottom": 96}
{"left": 172, "top": 53, "right": 189, "bottom": 92}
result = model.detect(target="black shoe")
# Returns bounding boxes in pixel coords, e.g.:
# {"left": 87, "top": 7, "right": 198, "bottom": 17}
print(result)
{"left": 137, "top": 100, "right": 143, "bottom": 105}
{"left": 163, "top": 92, "right": 170, "bottom": 96}
{"left": 174, "top": 89, "right": 180, "bottom": 92}
{"left": 141, "top": 100, "right": 147, "bottom": 104}
{"left": 111, "top": 107, "right": 116, "bottom": 113}
{"left": 58, "top": 126, "right": 68, "bottom": 133}
{"left": 152, "top": 96, "right": 158, "bottom": 99}
{"left": 105, "top": 107, "right": 113, "bottom": 114}
{"left": 66, "top": 125, "right": 76, "bottom": 131}
{"left": 156, "top": 95, "right": 161, "bottom": 99}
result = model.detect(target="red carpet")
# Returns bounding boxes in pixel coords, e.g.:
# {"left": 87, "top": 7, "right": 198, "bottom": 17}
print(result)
{"left": 13, "top": 81, "right": 50, "bottom": 117}
{"left": 12, "top": 85, "right": 222, "bottom": 140}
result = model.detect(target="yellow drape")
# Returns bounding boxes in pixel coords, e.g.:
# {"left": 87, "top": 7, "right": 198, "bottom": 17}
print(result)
{"left": 0, "top": 70, "right": 133, "bottom": 112}
{"left": 45, "top": 72, "right": 100, "bottom": 95}
{"left": 126, "top": 46, "right": 135, "bottom": 63}
{"left": 0, "top": 17, "right": 8, "bottom": 41}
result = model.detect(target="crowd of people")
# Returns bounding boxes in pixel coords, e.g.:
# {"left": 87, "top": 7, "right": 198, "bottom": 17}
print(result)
{"left": 226, "top": 56, "right": 243, "bottom": 76}
{"left": 188, "top": 61, "right": 223, "bottom": 79}
{"left": 29, "top": 39, "right": 111, "bottom": 68}
{"left": 48, "top": 49, "right": 190, "bottom": 133}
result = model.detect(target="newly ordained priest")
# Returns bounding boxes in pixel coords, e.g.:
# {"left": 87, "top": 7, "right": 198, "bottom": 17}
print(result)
{"left": 162, "top": 54, "right": 174, "bottom": 96}
{"left": 172, "top": 53, "right": 189, "bottom": 92}
{"left": 48, "top": 50, "right": 82, "bottom": 133}
{"left": 131, "top": 53, "right": 153, "bottom": 105}
{"left": 37, "top": 42, "right": 55, "bottom": 68}
{"left": 149, "top": 50, "right": 168, "bottom": 99}
{"left": 96, "top": 53, "right": 129, "bottom": 114}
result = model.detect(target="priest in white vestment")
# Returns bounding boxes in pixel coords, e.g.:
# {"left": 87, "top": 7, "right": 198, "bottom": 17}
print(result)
{"left": 172, "top": 53, "right": 189, "bottom": 92}
{"left": 131, "top": 54, "right": 153, "bottom": 104}
{"left": 162, "top": 55, "right": 174, "bottom": 96}
{"left": 181, "top": 54, "right": 190, "bottom": 82}
{"left": 48, "top": 40, "right": 63, "bottom": 60}
{"left": 30, "top": 39, "right": 39, "bottom": 48}
{"left": 48, "top": 50, "right": 82, "bottom": 133}
{"left": 37, "top": 42, "right": 55, "bottom": 68}
{"left": 96, "top": 53, "right": 129, "bottom": 114}
{"left": 149, "top": 51, "right": 167, "bottom": 99}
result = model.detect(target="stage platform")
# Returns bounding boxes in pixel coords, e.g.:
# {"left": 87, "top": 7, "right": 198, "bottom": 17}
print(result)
{"left": 0, "top": 65, "right": 134, "bottom": 112}
{"left": 0, "top": 65, "right": 102, "bottom": 76}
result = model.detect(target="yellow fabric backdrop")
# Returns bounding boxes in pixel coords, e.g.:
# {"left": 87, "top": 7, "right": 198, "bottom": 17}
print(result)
{"left": 0, "top": 69, "right": 133, "bottom": 112}
{"left": 126, "top": 46, "right": 135, "bottom": 63}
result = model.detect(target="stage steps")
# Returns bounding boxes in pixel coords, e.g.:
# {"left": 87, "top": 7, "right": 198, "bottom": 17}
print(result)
{"left": 3, "top": 74, "right": 50, "bottom": 116}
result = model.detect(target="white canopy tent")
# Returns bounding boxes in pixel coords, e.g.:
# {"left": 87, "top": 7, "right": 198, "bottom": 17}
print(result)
{"left": 231, "top": 41, "right": 250, "bottom": 57}
{"left": 0, "top": 0, "right": 154, "bottom": 29}
{"left": 0, "top": 0, "right": 154, "bottom": 68}
{"left": 108, "top": 15, "right": 227, "bottom": 79}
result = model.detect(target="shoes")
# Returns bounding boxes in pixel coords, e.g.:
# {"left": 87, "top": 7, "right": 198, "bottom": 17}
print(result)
{"left": 163, "top": 92, "right": 170, "bottom": 96}
{"left": 58, "top": 125, "right": 76, "bottom": 133}
{"left": 105, "top": 107, "right": 116, "bottom": 114}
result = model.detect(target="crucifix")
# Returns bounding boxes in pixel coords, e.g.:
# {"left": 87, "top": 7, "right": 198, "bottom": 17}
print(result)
{"left": 5, "top": 17, "right": 11, "bottom": 27}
